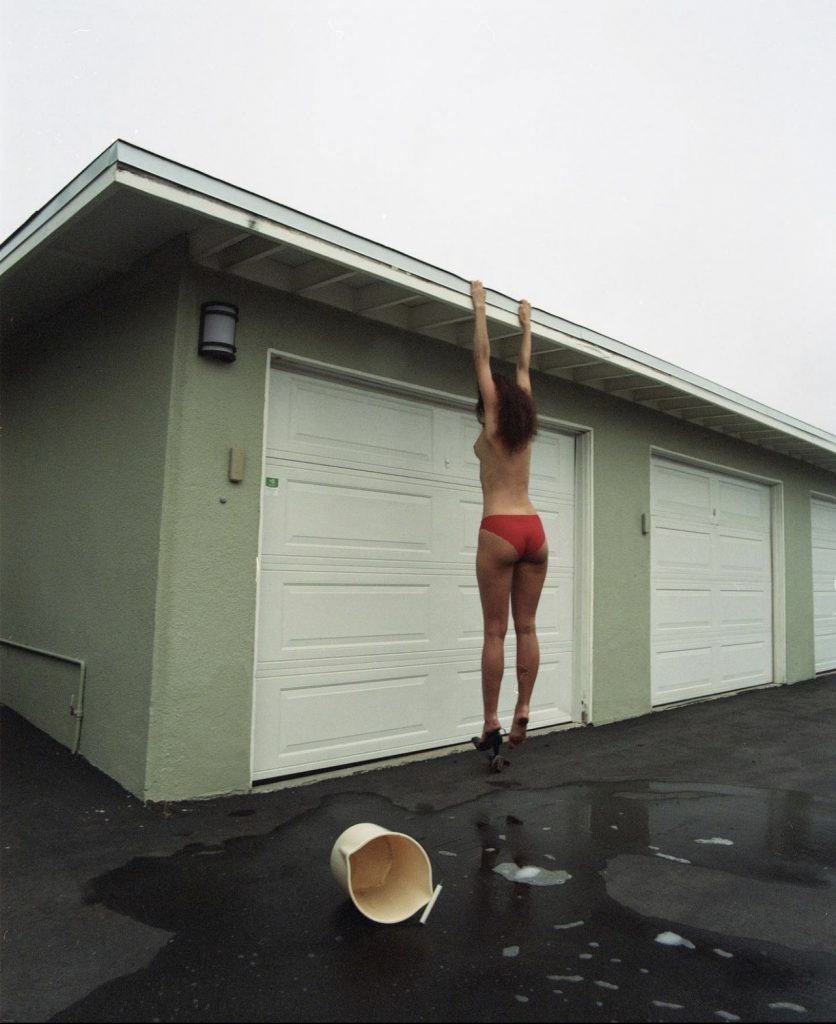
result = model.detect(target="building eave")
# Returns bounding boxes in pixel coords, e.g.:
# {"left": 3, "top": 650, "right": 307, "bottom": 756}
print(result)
{"left": 2, "top": 140, "right": 834, "bottom": 473}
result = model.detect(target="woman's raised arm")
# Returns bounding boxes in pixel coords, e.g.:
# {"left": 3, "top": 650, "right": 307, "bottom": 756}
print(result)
{"left": 471, "top": 280, "right": 498, "bottom": 422}
{"left": 516, "top": 298, "right": 532, "bottom": 394}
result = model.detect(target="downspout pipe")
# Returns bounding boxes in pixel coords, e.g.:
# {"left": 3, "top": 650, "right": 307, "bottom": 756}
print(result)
{"left": 0, "top": 639, "right": 86, "bottom": 753}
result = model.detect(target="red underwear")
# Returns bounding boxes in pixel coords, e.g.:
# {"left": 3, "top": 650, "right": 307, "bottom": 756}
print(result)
{"left": 480, "top": 514, "right": 546, "bottom": 557}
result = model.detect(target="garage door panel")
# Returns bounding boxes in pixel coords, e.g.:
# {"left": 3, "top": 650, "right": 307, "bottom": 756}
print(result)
{"left": 814, "top": 587, "right": 836, "bottom": 620}
{"left": 282, "top": 478, "right": 434, "bottom": 555}
{"left": 252, "top": 669, "right": 432, "bottom": 776}
{"left": 254, "top": 369, "right": 579, "bottom": 778}
{"left": 812, "top": 497, "right": 836, "bottom": 672}
{"left": 812, "top": 500, "right": 836, "bottom": 534}
{"left": 653, "top": 644, "right": 714, "bottom": 703}
{"left": 653, "top": 462, "right": 712, "bottom": 518}
{"left": 815, "top": 629, "right": 836, "bottom": 672}
{"left": 281, "top": 582, "right": 431, "bottom": 652}
{"left": 651, "top": 457, "right": 773, "bottom": 705}
{"left": 530, "top": 431, "right": 576, "bottom": 498}
{"left": 717, "top": 477, "right": 771, "bottom": 529}
{"left": 718, "top": 587, "right": 771, "bottom": 630}
{"left": 716, "top": 530, "right": 771, "bottom": 575}
{"left": 540, "top": 504, "right": 574, "bottom": 568}
{"left": 537, "top": 574, "right": 575, "bottom": 644}
{"left": 653, "top": 586, "right": 713, "bottom": 632}
{"left": 258, "top": 571, "right": 467, "bottom": 662}
{"left": 654, "top": 522, "right": 713, "bottom": 573}
{"left": 814, "top": 549, "right": 836, "bottom": 576}
{"left": 268, "top": 374, "right": 435, "bottom": 473}
{"left": 719, "top": 639, "right": 772, "bottom": 687}
{"left": 458, "top": 497, "right": 486, "bottom": 556}
{"left": 263, "top": 464, "right": 482, "bottom": 564}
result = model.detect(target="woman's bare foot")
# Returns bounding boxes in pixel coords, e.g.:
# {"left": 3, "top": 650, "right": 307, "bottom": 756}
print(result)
{"left": 508, "top": 708, "right": 529, "bottom": 749}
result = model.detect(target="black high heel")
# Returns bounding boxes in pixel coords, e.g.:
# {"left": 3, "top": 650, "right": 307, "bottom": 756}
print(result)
{"left": 472, "top": 728, "right": 501, "bottom": 752}
{"left": 471, "top": 728, "right": 510, "bottom": 773}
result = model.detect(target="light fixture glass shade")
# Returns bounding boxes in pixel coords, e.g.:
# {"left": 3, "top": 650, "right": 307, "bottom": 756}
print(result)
{"left": 199, "top": 302, "right": 239, "bottom": 362}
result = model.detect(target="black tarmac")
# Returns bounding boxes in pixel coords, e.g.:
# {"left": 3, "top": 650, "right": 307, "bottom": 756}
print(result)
{"left": 2, "top": 676, "right": 836, "bottom": 1023}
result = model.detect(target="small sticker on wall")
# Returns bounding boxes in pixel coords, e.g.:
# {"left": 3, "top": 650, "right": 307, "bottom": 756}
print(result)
{"left": 265, "top": 477, "right": 279, "bottom": 488}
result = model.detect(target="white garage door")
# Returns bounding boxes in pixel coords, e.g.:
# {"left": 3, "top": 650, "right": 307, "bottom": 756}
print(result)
{"left": 812, "top": 496, "right": 836, "bottom": 673}
{"left": 651, "top": 457, "right": 773, "bottom": 706}
{"left": 252, "top": 368, "right": 577, "bottom": 780}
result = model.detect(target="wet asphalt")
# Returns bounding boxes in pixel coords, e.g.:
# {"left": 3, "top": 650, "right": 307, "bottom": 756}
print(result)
{"left": 2, "top": 676, "right": 835, "bottom": 1023}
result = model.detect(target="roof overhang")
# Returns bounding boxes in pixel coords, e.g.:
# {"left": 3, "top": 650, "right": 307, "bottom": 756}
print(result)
{"left": 2, "top": 140, "right": 834, "bottom": 473}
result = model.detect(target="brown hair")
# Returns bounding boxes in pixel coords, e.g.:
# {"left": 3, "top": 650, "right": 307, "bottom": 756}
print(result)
{"left": 476, "top": 373, "right": 538, "bottom": 452}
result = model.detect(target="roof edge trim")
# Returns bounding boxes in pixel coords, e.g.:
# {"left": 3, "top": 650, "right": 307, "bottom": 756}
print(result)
{"left": 3, "top": 140, "right": 834, "bottom": 452}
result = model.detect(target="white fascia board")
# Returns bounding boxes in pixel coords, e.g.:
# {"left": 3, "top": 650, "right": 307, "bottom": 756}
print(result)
{"left": 116, "top": 162, "right": 835, "bottom": 454}
{"left": 4, "top": 140, "right": 835, "bottom": 455}
{"left": 0, "top": 143, "right": 120, "bottom": 273}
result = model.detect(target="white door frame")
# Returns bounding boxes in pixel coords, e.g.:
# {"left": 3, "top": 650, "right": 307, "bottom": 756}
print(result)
{"left": 250, "top": 350, "right": 594, "bottom": 779}
{"left": 650, "top": 447, "right": 787, "bottom": 692}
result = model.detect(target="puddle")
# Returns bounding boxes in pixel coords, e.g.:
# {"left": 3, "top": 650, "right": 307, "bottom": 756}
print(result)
{"left": 49, "top": 781, "right": 835, "bottom": 1023}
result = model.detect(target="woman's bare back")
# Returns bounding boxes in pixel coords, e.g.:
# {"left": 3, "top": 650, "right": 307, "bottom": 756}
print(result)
{"left": 474, "top": 430, "right": 536, "bottom": 516}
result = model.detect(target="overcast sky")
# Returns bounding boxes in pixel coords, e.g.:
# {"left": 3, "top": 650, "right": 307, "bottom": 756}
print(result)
{"left": 2, "top": 0, "right": 834, "bottom": 434}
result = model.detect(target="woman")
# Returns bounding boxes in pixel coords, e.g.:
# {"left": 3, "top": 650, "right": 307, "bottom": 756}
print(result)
{"left": 470, "top": 280, "right": 548, "bottom": 761}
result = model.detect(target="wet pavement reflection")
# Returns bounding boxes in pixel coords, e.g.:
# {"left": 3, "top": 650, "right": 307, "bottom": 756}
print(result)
{"left": 50, "top": 781, "right": 835, "bottom": 1023}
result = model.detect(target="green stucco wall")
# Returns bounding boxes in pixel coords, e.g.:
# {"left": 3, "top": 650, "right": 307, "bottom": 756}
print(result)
{"left": 142, "top": 266, "right": 485, "bottom": 801}
{"left": 0, "top": 245, "right": 181, "bottom": 795}
{"left": 143, "top": 266, "right": 835, "bottom": 798}
{"left": 4, "top": 252, "right": 834, "bottom": 802}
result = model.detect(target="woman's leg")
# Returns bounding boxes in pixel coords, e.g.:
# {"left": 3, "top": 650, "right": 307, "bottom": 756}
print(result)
{"left": 475, "top": 529, "right": 517, "bottom": 742}
{"left": 509, "top": 540, "right": 549, "bottom": 747}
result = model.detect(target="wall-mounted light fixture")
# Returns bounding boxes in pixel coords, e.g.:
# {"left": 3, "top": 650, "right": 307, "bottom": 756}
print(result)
{"left": 198, "top": 301, "right": 239, "bottom": 362}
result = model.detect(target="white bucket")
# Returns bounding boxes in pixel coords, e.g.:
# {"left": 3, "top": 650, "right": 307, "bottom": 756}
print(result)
{"left": 330, "top": 823, "right": 441, "bottom": 924}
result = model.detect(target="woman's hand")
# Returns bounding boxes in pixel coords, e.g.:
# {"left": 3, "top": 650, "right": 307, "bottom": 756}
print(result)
{"left": 518, "top": 298, "right": 531, "bottom": 327}
{"left": 471, "top": 280, "right": 487, "bottom": 310}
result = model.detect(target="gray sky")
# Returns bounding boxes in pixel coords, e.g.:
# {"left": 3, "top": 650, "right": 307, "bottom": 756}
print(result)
{"left": 2, "top": 0, "right": 835, "bottom": 433}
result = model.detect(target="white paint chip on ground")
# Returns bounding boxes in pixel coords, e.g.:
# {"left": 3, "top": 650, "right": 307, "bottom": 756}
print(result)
{"left": 594, "top": 980, "right": 619, "bottom": 990}
{"left": 503, "top": 945, "right": 520, "bottom": 957}
{"left": 547, "top": 974, "right": 584, "bottom": 983}
{"left": 655, "top": 931, "right": 695, "bottom": 949}
{"left": 654, "top": 852, "right": 692, "bottom": 864}
{"left": 553, "top": 920, "right": 584, "bottom": 930}
{"left": 768, "top": 1003, "right": 807, "bottom": 1014}
{"left": 695, "top": 837, "right": 734, "bottom": 845}
{"left": 652, "top": 1001, "right": 685, "bottom": 1009}
{"left": 714, "top": 1012, "right": 741, "bottom": 1022}
{"left": 713, "top": 948, "right": 734, "bottom": 958}
{"left": 437, "top": 850, "right": 457, "bottom": 857}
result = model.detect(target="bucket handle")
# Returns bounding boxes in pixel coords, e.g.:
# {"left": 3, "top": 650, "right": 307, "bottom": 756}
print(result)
{"left": 419, "top": 884, "right": 443, "bottom": 925}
